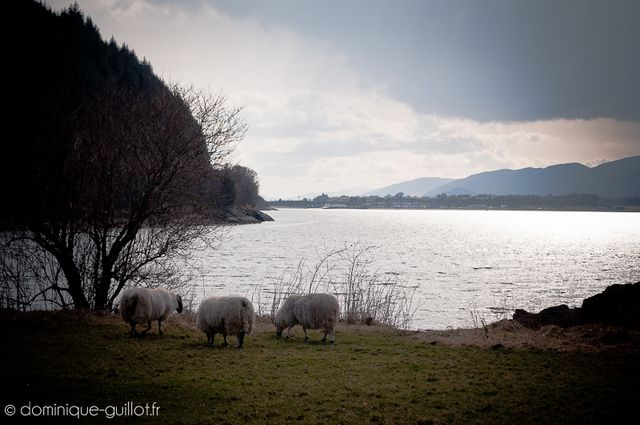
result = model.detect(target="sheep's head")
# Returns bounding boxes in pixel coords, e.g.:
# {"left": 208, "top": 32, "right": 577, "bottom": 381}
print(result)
{"left": 273, "top": 316, "right": 287, "bottom": 338}
{"left": 176, "top": 295, "right": 184, "bottom": 313}
{"left": 274, "top": 311, "right": 286, "bottom": 337}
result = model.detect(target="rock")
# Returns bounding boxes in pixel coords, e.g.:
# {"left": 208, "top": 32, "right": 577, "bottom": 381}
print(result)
{"left": 513, "top": 304, "right": 581, "bottom": 329}
{"left": 513, "top": 309, "right": 539, "bottom": 328}
{"left": 224, "top": 215, "right": 241, "bottom": 224}
{"left": 582, "top": 282, "right": 640, "bottom": 328}
{"left": 222, "top": 207, "right": 274, "bottom": 224}
{"left": 249, "top": 209, "right": 274, "bottom": 222}
{"left": 537, "top": 304, "right": 582, "bottom": 327}
{"left": 513, "top": 282, "right": 640, "bottom": 330}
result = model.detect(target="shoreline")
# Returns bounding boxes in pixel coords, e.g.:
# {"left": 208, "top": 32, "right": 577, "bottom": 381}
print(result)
{"left": 3, "top": 309, "right": 638, "bottom": 353}
{"left": 268, "top": 205, "right": 640, "bottom": 213}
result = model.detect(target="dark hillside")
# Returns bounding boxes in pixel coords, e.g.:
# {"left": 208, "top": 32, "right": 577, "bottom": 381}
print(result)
{"left": 427, "top": 156, "right": 640, "bottom": 197}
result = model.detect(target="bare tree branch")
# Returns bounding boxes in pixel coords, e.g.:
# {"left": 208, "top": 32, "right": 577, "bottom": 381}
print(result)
{"left": 2, "top": 83, "right": 245, "bottom": 311}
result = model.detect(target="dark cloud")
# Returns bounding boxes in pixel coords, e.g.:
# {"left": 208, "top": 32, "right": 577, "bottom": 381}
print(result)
{"left": 211, "top": 0, "right": 640, "bottom": 121}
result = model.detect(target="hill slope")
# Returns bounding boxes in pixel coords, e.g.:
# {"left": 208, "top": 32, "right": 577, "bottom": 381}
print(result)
{"left": 427, "top": 156, "right": 640, "bottom": 197}
{"left": 364, "top": 177, "right": 454, "bottom": 197}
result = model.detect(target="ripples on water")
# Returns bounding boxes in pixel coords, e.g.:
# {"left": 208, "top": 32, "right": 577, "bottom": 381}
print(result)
{"left": 188, "top": 209, "right": 640, "bottom": 330}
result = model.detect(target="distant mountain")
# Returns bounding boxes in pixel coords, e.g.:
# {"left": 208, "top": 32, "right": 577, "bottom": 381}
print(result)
{"left": 426, "top": 156, "right": 640, "bottom": 197}
{"left": 324, "top": 187, "right": 373, "bottom": 197}
{"left": 272, "top": 156, "right": 639, "bottom": 201}
{"left": 364, "top": 177, "right": 454, "bottom": 197}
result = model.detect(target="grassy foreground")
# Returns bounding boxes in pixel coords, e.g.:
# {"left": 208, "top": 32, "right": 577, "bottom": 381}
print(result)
{"left": 1, "top": 311, "right": 639, "bottom": 424}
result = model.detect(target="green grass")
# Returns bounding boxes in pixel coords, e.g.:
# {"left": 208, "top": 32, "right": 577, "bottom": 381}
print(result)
{"left": 1, "top": 312, "right": 639, "bottom": 424}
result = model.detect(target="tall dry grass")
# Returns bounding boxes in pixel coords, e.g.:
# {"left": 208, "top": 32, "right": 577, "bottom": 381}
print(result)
{"left": 251, "top": 243, "right": 419, "bottom": 330}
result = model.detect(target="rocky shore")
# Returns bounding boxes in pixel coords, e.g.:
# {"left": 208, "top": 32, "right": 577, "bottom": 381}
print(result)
{"left": 513, "top": 281, "right": 640, "bottom": 330}
{"left": 220, "top": 207, "right": 274, "bottom": 224}
{"left": 411, "top": 282, "right": 640, "bottom": 352}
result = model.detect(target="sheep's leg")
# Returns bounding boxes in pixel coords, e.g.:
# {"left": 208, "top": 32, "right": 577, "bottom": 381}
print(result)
{"left": 129, "top": 321, "right": 137, "bottom": 338}
{"left": 284, "top": 326, "right": 294, "bottom": 339}
{"left": 222, "top": 334, "right": 230, "bottom": 348}
{"left": 237, "top": 332, "right": 245, "bottom": 349}
{"left": 207, "top": 333, "right": 214, "bottom": 346}
{"left": 321, "top": 328, "right": 335, "bottom": 344}
{"left": 302, "top": 326, "right": 309, "bottom": 343}
{"left": 158, "top": 320, "right": 163, "bottom": 335}
{"left": 140, "top": 321, "right": 152, "bottom": 335}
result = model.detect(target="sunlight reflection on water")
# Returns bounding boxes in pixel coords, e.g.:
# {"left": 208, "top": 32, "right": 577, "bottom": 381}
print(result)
{"left": 188, "top": 209, "right": 640, "bottom": 330}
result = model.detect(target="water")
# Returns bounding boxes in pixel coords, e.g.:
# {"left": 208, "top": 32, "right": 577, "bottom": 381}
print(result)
{"left": 190, "top": 208, "right": 640, "bottom": 330}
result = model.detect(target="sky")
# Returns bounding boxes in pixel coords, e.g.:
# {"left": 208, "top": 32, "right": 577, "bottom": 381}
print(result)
{"left": 47, "top": 0, "right": 640, "bottom": 199}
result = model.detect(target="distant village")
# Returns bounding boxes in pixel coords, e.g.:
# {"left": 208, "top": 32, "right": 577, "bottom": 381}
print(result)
{"left": 269, "top": 193, "right": 640, "bottom": 212}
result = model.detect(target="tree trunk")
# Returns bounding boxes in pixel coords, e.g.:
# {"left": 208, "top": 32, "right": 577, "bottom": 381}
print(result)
{"left": 58, "top": 254, "right": 90, "bottom": 310}
{"left": 94, "top": 272, "right": 112, "bottom": 311}
{"left": 33, "top": 232, "right": 90, "bottom": 310}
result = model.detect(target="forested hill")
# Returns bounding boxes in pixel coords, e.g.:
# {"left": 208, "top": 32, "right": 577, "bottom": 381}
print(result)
{"left": 8, "top": 0, "right": 162, "bottom": 103}
{"left": 2, "top": 0, "right": 267, "bottom": 226}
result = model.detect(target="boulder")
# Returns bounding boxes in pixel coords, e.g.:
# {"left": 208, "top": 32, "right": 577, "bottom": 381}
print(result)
{"left": 513, "top": 304, "right": 582, "bottom": 329}
{"left": 513, "top": 282, "right": 640, "bottom": 329}
{"left": 512, "top": 309, "right": 538, "bottom": 328}
{"left": 581, "top": 282, "right": 640, "bottom": 328}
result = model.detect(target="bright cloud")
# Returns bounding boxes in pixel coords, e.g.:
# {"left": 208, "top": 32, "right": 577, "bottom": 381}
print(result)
{"left": 234, "top": 87, "right": 640, "bottom": 197}
{"left": 47, "top": 0, "right": 640, "bottom": 199}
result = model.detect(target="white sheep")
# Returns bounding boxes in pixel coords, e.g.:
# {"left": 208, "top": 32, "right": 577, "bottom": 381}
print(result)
{"left": 119, "top": 287, "right": 183, "bottom": 337}
{"left": 196, "top": 296, "right": 255, "bottom": 348}
{"left": 275, "top": 293, "right": 340, "bottom": 343}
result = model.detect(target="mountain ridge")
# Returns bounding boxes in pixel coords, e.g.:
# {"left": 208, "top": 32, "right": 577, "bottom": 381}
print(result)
{"left": 365, "top": 156, "right": 640, "bottom": 198}
{"left": 364, "top": 177, "right": 454, "bottom": 197}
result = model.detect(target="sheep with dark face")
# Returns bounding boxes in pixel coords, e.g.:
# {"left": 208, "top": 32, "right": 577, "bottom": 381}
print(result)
{"left": 120, "top": 287, "right": 183, "bottom": 337}
{"left": 275, "top": 293, "right": 340, "bottom": 343}
{"left": 196, "top": 296, "right": 255, "bottom": 348}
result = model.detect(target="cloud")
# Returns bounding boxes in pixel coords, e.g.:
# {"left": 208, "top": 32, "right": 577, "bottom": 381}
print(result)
{"left": 209, "top": 0, "right": 640, "bottom": 122}
{"left": 49, "top": 0, "right": 364, "bottom": 94}
{"left": 46, "top": 0, "right": 640, "bottom": 199}
{"left": 235, "top": 88, "right": 640, "bottom": 198}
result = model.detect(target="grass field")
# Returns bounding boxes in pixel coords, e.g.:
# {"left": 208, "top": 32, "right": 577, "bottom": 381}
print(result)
{"left": 1, "top": 311, "right": 638, "bottom": 424}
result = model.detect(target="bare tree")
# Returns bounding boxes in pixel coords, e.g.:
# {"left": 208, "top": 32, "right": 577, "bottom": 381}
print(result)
{"left": 1, "top": 84, "right": 246, "bottom": 310}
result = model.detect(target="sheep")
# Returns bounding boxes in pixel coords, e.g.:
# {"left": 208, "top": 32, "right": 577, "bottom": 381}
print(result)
{"left": 275, "top": 293, "right": 340, "bottom": 344}
{"left": 119, "top": 287, "right": 183, "bottom": 337}
{"left": 196, "top": 296, "right": 255, "bottom": 349}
